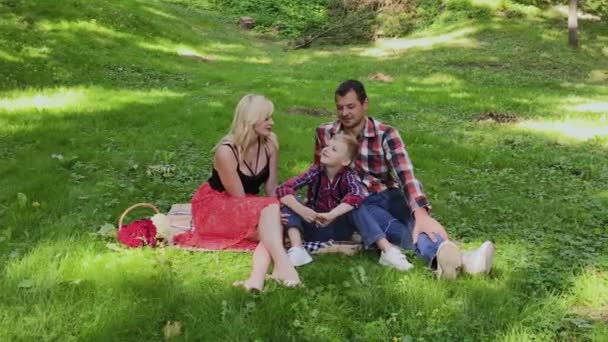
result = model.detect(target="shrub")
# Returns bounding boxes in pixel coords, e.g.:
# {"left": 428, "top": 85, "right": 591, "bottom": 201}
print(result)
{"left": 510, "top": 0, "right": 608, "bottom": 17}
{"left": 376, "top": 12, "right": 414, "bottom": 37}
{"left": 208, "top": 0, "right": 330, "bottom": 38}
{"left": 198, "top": 0, "right": 607, "bottom": 46}
{"left": 417, "top": 0, "right": 445, "bottom": 26}
{"left": 583, "top": 0, "right": 608, "bottom": 16}
{"left": 445, "top": 0, "right": 494, "bottom": 19}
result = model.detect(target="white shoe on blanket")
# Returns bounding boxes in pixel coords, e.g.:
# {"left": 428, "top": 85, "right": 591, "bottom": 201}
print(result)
{"left": 287, "top": 246, "right": 313, "bottom": 267}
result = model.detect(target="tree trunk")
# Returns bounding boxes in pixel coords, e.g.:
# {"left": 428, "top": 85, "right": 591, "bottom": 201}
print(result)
{"left": 568, "top": 0, "right": 578, "bottom": 47}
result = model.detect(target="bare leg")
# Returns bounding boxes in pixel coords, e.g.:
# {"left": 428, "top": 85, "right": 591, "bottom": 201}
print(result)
{"left": 238, "top": 243, "right": 271, "bottom": 290}
{"left": 287, "top": 227, "right": 303, "bottom": 248}
{"left": 258, "top": 204, "right": 300, "bottom": 284}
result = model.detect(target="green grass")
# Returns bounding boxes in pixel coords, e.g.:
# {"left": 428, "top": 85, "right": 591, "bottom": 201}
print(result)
{"left": 1, "top": 0, "right": 608, "bottom": 340}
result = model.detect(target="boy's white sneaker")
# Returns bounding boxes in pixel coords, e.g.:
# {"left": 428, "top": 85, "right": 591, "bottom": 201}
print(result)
{"left": 379, "top": 247, "right": 414, "bottom": 271}
{"left": 287, "top": 246, "right": 313, "bottom": 267}
{"left": 462, "top": 241, "right": 495, "bottom": 275}
{"left": 436, "top": 241, "right": 463, "bottom": 280}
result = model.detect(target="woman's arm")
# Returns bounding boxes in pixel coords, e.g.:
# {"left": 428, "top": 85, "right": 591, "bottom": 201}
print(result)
{"left": 214, "top": 145, "right": 246, "bottom": 197}
{"left": 264, "top": 142, "right": 278, "bottom": 196}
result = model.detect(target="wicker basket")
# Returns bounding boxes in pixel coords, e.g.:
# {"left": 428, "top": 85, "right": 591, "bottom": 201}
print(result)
{"left": 117, "top": 202, "right": 164, "bottom": 248}
{"left": 118, "top": 202, "right": 160, "bottom": 230}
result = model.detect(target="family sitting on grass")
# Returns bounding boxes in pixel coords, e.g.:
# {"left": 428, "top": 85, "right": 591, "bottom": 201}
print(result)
{"left": 173, "top": 80, "right": 495, "bottom": 292}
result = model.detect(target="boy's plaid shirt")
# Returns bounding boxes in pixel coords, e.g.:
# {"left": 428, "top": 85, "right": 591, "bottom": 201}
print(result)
{"left": 275, "top": 165, "right": 364, "bottom": 213}
{"left": 314, "top": 116, "right": 430, "bottom": 212}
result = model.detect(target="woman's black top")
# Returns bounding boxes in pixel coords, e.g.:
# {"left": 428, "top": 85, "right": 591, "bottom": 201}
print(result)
{"left": 208, "top": 142, "right": 270, "bottom": 195}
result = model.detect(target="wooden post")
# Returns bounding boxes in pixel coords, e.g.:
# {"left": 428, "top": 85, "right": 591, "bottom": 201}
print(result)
{"left": 568, "top": 0, "right": 578, "bottom": 47}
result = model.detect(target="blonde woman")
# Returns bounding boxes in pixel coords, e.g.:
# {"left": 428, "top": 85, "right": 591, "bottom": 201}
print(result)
{"left": 174, "top": 94, "right": 300, "bottom": 291}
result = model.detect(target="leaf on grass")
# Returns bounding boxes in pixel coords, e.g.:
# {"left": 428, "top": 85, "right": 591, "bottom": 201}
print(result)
{"left": 106, "top": 242, "right": 125, "bottom": 252}
{"left": 162, "top": 321, "right": 183, "bottom": 339}
{"left": 96, "top": 223, "right": 117, "bottom": 237}
{"left": 32, "top": 201, "right": 40, "bottom": 208}
{"left": 17, "top": 193, "right": 27, "bottom": 208}
{"left": 18, "top": 279, "right": 33, "bottom": 289}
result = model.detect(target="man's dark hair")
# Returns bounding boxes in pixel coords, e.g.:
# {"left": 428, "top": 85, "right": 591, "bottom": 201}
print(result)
{"left": 335, "top": 80, "right": 367, "bottom": 104}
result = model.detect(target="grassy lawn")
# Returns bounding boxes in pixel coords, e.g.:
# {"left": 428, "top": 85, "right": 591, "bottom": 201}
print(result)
{"left": 1, "top": 0, "right": 607, "bottom": 340}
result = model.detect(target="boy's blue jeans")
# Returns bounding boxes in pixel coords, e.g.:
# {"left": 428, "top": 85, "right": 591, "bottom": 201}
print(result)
{"left": 351, "top": 189, "right": 443, "bottom": 266}
{"left": 281, "top": 206, "right": 356, "bottom": 242}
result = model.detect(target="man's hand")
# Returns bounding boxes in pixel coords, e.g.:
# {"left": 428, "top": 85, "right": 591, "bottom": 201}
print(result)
{"left": 316, "top": 211, "right": 337, "bottom": 227}
{"left": 298, "top": 207, "right": 319, "bottom": 224}
{"left": 412, "top": 208, "right": 449, "bottom": 244}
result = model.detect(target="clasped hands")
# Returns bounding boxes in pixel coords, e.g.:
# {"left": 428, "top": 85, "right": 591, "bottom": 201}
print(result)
{"left": 282, "top": 207, "right": 336, "bottom": 228}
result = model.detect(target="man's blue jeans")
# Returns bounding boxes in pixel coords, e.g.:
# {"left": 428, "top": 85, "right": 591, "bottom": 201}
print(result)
{"left": 351, "top": 189, "right": 443, "bottom": 266}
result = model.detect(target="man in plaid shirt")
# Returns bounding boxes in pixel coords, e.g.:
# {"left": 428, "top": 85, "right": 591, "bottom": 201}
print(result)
{"left": 314, "top": 80, "right": 495, "bottom": 278}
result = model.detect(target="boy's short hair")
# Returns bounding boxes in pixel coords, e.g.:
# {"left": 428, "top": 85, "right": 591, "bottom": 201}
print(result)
{"left": 332, "top": 133, "right": 359, "bottom": 163}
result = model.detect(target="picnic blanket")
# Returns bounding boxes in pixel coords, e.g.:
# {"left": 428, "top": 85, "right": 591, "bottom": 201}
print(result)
{"left": 167, "top": 204, "right": 362, "bottom": 255}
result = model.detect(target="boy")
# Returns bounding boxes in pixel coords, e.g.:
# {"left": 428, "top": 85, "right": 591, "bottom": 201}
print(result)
{"left": 276, "top": 133, "right": 382, "bottom": 267}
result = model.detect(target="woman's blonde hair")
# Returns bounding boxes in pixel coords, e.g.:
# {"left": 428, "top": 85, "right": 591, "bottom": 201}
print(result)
{"left": 216, "top": 94, "right": 278, "bottom": 161}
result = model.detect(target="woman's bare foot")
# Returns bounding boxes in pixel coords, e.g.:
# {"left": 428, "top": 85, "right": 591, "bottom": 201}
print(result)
{"left": 269, "top": 268, "right": 301, "bottom": 287}
{"left": 232, "top": 277, "right": 264, "bottom": 293}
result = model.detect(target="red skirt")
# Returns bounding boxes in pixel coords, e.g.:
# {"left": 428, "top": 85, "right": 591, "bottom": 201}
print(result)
{"left": 173, "top": 182, "right": 278, "bottom": 251}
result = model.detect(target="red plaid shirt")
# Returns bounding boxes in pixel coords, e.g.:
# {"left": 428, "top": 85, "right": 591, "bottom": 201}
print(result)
{"left": 275, "top": 165, "right": 364, "bottom": 213}
{"left": 314, "top": 117, "right": 430, "bottom": 212}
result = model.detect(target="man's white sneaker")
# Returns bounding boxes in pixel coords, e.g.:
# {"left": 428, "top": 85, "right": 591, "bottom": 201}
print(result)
{"left": 287, "top": 246, "right": 313, "bottom": 267}
{"left": 436, "top": 241, "right": 463, "bottom": 280}
{"left": 379, "top": 247, "right": 414, "bottom": 271}
{"left": 462, "top": 241, "right": 495, "bottom": 275}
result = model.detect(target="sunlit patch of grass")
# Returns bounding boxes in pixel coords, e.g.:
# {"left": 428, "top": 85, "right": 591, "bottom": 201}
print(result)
{"left": 587, "top": 70, "right": 608, "bottom": 83}
{"left": 0, "top": 49, "right": 22, "bottom": 63}
{"left": 141, "top": 5, "right": 179, "bottom": 20}
{"left": 596, "top": 191, "right": 608, "bottom": 200}
{"left": 0, "top": 88, "right": 87, "bottom": 112}
{"left": 561, "top": 268, "right": 608, "bottom": 339}
{"left": 515, "top": 118, "right": 608, "bottom": 143}
{"left": 38, "top": 19, "right": 129, "bottom": 39}
{"left": 568, "top": 101, "right": 608, "bottom": 114}
{"left": 417, "top": 73, "right": 464, "bottom": 86}
{"left": 569, "top": 269, "right": 608, "bottom": 313}
{"left": 4, "top": 239, "right": 164, "bottom": 290}
{"left": 0, "top": 87, "right": 184, "bottom": 116}
{"left": 357, "top": 27, "right": 480, "bottom": 57}
{"left": 498, "top": 326, "right": 537, "bottom": 342}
